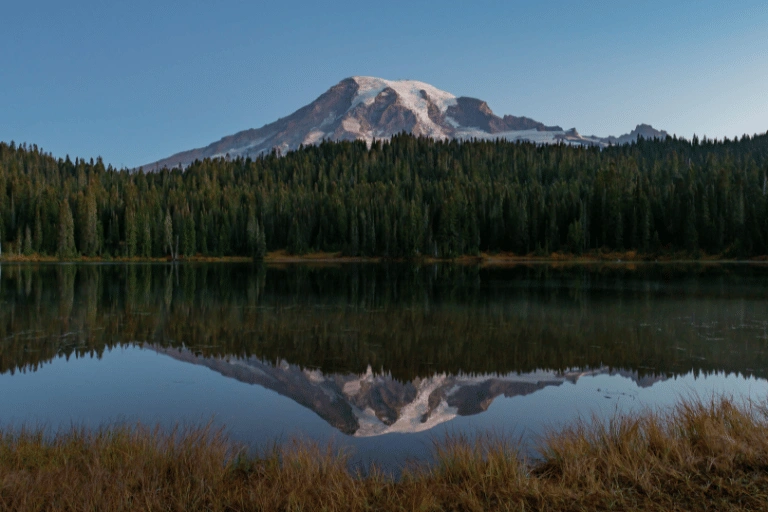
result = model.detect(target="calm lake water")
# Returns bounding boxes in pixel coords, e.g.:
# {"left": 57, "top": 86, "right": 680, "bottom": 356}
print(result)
{"left": 1, "top": 262, "right": 767, "bottom": 470}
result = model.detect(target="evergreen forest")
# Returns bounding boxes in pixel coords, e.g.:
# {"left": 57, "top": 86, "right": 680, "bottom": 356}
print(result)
{"left": 0, "top": 132, "right": 767, "bottom": 259}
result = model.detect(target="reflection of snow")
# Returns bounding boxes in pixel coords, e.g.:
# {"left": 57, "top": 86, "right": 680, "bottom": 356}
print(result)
{"left": 344, "top": 367, "right": 661, "bottom": 437}
{"left": 152, "top": 347, "right": 676, "bottom": 438}
{"left": 354, "top": 374, "right": 458, "bottom": 437}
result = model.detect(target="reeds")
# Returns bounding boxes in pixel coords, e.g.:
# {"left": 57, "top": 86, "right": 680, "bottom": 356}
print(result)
{"left": 1, "top": 396, "right": 767, "bottom": 511}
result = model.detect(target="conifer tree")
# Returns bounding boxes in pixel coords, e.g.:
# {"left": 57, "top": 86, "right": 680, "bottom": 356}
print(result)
{"left": 183, "top": 213, "right": 196, "bottom": 257}
{"left": 23, "top": 226, "right": 32, "bottom": 256}
{"left": 287, "top": 217, "right": 307, "bottom": 255}
{"left": 125, "top": 207, "right": 138, "bottom": 258}
{"left": 246, "top": 210, "right": 258, "bottom": 258}
{"left": 141, "top": 216, "right": 152, "bottom": 258}
{"left": 33, "top": 211, "right": 43, "bottom": 254}
{"left": 57, "top": 200, "right": 76, "bottom": 259}
{"left": 164, "top": 210, "right": 174, "bottom": 259}
{"left": 567, "top": 220, "right": 584, "bottom": 254}
{"left": 348, "top": 215, "right": 359, "bottom": 256}
{"left": 82, "top": 190, "right": 99, "bottom": 256}
{"left": 640, "top": 196, "right": 651, "bottom": 253}
{"left": 256, "top": 220, "right": 266, "bottom": 260}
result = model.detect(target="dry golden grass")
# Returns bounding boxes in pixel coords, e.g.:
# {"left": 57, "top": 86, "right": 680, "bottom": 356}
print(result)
{"left": 1, "top": 397, "right": 768, "bottom": 511}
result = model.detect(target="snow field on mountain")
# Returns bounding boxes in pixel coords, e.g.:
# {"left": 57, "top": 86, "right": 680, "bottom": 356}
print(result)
{"left": 351, "top": 76, "right": 458, "bottom": 139}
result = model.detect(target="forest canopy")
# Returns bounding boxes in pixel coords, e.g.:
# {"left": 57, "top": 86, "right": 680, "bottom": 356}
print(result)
{"left": 0, "top": 132, "right": 766, "bottom": 259}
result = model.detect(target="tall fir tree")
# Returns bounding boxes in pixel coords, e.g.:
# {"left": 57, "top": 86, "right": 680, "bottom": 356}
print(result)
{"left": 125, "top": 206, "right": 138, "bottom": 258}
{"left": 57, "top": 200, "right": 76, "bottom": 259}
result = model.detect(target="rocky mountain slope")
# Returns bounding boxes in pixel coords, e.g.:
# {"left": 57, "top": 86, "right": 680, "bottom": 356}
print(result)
{"left": 145, "top": 76, "right": 668, "bottom": 170}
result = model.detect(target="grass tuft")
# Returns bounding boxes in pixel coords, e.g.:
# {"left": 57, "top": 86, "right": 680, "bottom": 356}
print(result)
{"left": 1, "top": 396, "right": 768, "bottom": 510}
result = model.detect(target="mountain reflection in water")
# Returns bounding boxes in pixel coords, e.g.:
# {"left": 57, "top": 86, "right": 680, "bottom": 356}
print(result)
{"left": 1, "top": 261, "right": 767, "bottom": 449}
{"left": 154, "top": 345, "right": 666, "bottom": 436}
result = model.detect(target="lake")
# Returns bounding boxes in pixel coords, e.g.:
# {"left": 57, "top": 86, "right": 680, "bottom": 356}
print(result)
{"left": 1, "top": 262, "right": 767, "bottom": 471}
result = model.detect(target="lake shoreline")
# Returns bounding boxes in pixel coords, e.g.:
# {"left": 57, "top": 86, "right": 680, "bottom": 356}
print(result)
{"left": 2, "top": 396, "right": 766, "bottom": 511}
{"left": 0, "top": 248, "right": 766, "bottom": 265}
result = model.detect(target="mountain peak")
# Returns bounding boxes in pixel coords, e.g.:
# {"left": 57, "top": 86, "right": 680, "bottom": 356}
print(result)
{"left": 349, "top": 76, "right": 457, "bottom": 111}
{"left": 143, "top": 77, "right": 670, "bottom": 170}
{"left": 601, "top": 124, "right": 669, "bottom": 145}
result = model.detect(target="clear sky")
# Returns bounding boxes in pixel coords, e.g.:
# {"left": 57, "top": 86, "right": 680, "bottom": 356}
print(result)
{"left": 2, "top": 0, "right": 767, "bottom": 168}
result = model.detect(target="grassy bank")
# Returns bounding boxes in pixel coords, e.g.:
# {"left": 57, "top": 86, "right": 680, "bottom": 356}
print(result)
{"left": 2, "top": 397, "right": 767, "bottom": 511}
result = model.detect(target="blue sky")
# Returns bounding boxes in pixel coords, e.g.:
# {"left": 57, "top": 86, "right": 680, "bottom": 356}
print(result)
{"left": 2, "top": 1, "right": 767, "bottom": 168}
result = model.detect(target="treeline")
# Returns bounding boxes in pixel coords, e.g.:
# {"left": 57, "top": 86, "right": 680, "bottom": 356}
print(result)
{"left": 0, "top": 132, "right": 767, "bottom": 258}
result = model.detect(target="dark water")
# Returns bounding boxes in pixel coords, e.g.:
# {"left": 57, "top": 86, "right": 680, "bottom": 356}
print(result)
{"left": 1, "top": 263, "right": 767, "bottom": 470}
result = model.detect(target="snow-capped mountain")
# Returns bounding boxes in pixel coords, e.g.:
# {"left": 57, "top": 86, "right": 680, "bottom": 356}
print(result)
{"left": 144, "top": 76, "right": 668, "bottom": 170}
{"left": 153, "top": 346, "right": 666, "bottom": 437}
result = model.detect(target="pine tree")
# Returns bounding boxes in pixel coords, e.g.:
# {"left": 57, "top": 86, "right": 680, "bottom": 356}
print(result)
{"left": 183, "top": 213, "right": 196, "bottom": 257}
{"left": 33, "top": 211, "right": 43, "bottom": 254}
{"left": 83, "top": 190, "right": 99, "bottom": 256}
{"left": 57, "top": 200, "right": 76, "bottom": 259}
{"left": 141, "top": 216, "right": 152, "bottom": 258}
{"left": 567, "top": 220, "right": 584, "bottom": 254}
{"left": 287, "top": 217, "right": 307, "bottom": 255}
{"left": 613, "top": 208, "right": 623, "bottom": 250}
{"left": 125, "top": 206, "right": 138, "bottom": 258}
{"left": 23, "top": 226, "right": 32, "bottom": 256}
{"left": 349, "top": 216, "right": 359, "bottom": 256}
{"left": 246, "top": 210, "right": 258, "bottom": 258}
{"left": 684, "top": 200, "right": 698, "bottom": 252}
{"left": 640, "top": 196, "right": 651, "bottom": 253}
{"left": 256, "top": 220, "right": 267, "bottom": 260}
{"left": 164, "top": 209, "right": 174, "bottom": 259}
{"left": 514, "top": 198, "right": 529, "bottom": 254}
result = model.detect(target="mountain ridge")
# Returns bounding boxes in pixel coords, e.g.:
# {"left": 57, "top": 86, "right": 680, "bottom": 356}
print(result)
{"left": 144, "top": 76, "right": 668, "bottom": 170}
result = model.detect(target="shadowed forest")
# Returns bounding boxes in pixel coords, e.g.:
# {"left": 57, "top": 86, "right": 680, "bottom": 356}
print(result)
{"left": 1, "top": 133, "right": 767, "bottom": 259}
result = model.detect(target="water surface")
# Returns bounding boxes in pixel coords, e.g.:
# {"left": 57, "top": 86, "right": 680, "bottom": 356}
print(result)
{"left": 1, "top": 263, "right": 767, "bottom": 469}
